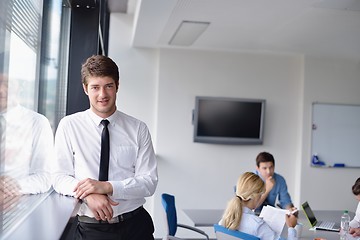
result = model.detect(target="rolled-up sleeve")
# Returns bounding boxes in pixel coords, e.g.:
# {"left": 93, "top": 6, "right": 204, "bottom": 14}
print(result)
{"left": 276, "top": 174, "right": 292, "bottom": 209}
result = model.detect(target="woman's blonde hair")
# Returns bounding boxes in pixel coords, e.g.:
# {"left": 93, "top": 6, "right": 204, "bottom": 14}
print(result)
{"left": 222, "top": 172, "right": 265, "bottom": 230}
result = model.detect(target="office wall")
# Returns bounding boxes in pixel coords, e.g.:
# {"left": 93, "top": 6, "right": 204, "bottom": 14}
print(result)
{"left": 109, "top": 13, "right": 360, "bottom": 238}
{"left": 155, "top": 50, "right": 303, "bottom": 239}
{"left": 299, "top": 57, "right": 360, "bottom": 210}
{"left": 108, "top": 14, "right": 158, "bottom": 138}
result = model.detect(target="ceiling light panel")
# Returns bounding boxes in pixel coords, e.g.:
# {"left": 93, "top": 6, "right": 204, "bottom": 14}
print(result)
{"left": 169, "top": 21, "right": 210, "bottom": 46}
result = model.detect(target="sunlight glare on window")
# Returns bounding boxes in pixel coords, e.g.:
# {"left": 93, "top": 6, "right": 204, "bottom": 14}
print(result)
{"left": 8, "top": 33, "right": 37, "bottom": 110}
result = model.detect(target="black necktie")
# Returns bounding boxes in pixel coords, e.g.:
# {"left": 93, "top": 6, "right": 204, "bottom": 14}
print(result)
{"left": 99, "top": 119, "right": 110, "bottom": 181}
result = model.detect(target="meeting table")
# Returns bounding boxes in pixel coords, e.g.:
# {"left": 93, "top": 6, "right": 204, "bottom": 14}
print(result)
{"left": 183, "top": 208, "right": 358, "bottom": 240}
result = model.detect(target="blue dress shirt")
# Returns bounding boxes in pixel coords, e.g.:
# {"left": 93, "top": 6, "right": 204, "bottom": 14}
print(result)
{"left": 255, "top": 171, "right": 292, "bottom": 212}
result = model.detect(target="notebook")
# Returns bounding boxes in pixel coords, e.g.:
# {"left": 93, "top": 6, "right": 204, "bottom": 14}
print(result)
{"left": 301, "top": 201, "right": 341, "bottom": 232}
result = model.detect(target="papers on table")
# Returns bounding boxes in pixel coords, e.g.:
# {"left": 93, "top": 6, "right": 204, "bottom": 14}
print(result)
{"left": 259, "top": 205, "right": 288, "bottom": 235}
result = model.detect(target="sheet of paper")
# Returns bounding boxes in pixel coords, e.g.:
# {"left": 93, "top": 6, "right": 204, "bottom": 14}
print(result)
{"left": 259, "top": 205, "right": 287, "bottom": 235}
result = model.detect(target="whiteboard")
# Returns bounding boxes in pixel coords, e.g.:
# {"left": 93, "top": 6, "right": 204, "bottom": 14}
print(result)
{"left": 311, "top": 103, "right": 360, "bottom": 168}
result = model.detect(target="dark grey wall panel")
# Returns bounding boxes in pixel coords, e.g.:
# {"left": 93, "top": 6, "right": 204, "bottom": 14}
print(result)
{"left": 66, "top": 5, "right": 99, "bottom": 115}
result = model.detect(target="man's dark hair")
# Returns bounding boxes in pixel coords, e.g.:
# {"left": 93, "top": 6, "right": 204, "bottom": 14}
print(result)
{"left": 256, "top": 152, "right": 275, "bottom": 167}
{"left": 352, "top": 177, "right": 360, "bottom": 195}
{"left": 81, "top": 55, "right": 119, "bottom": 89}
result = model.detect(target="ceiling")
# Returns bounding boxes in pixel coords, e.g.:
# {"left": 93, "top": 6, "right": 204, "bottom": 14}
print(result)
{"left": 109, "top": 0, "right": 360, "bottom": 60}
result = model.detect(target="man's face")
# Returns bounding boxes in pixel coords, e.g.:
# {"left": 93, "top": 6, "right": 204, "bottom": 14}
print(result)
{"left": 256, "top": 161, "right": 275, "bottom": 180}
{"left": 83, "top": 76, "right": 118, "bottom": 118}
{"left": 356, "top": 194, "right": 360, "bottom": 202}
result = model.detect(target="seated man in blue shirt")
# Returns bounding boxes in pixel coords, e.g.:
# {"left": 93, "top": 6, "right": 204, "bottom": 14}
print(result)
{"left": 254, "top": 152, "right": 294, "bottom": 213}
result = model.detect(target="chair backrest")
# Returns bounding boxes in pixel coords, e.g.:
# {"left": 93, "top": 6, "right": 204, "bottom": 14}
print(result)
{"left": 161, "top": 193, "right": 178, "bottom": 236}
{"left": 214, "top": 224, "right": 260, "bottom": 240}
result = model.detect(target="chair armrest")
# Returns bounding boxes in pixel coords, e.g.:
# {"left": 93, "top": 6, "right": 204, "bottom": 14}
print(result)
{"left": 177, "top": 223, "right": 210, "bottom": 240}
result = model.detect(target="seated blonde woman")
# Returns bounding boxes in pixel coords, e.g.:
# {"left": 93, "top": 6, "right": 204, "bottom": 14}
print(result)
{"left": 219, "top": 172, "right": 298, "bottom": 239}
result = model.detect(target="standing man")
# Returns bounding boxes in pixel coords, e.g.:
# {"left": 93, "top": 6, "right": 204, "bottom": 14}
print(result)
{"left": 52, "top": 55, "right": 158, "bottom": 240}
{"left": 254, "top": 151, "right": 293, "bottom": 213}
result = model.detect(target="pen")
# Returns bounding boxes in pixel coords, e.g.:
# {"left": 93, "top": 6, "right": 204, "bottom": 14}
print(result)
{"left": 287, "top": 209, "right": 299, "bottom": 215}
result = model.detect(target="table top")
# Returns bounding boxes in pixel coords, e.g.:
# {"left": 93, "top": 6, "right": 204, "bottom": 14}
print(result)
{"left": 183, "top": 208, "right": 356, "bottom": 240}
{"left": 2, "top": 191, "right": 80, "bottom": 240}
{"left": 291, "top": 210, "right": 354, "bottom": 240}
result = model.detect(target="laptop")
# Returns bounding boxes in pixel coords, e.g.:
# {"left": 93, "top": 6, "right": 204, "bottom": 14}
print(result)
{"left": 301, "top": 201, "right": 341, "bottom": 232}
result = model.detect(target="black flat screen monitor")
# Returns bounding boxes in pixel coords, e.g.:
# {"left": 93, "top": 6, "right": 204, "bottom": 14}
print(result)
{"left": 193, "top": 96, "right": 265, "bottom": 144}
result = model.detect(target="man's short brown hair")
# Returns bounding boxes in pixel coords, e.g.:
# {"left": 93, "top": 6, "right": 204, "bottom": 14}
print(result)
{"left": 256, "top": 151, "right": 275, "bottom": 167}
{"left": 81, "top": 55, "right": 119, "bottom": 89}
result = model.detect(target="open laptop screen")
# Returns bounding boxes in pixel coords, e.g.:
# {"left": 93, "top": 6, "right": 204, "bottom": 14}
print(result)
{"left": 302, "top": 201, "right": 317, "bottom": 226}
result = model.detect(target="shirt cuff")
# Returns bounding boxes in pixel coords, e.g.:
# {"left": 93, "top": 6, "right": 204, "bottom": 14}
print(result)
{"left": 108, "top": 180, "right": 123, "bottom": 199}
{"left": 350, "top": 220, "right": 360, "bottom": 228}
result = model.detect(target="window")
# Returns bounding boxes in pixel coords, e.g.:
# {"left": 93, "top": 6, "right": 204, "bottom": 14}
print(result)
{"left": 1, "top": 0, "right": 110, "bottom": 237}
{"left": 0, "top": 0, "right": 63, "bottom": 237}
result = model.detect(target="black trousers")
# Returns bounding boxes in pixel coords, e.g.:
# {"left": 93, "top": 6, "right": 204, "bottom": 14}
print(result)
{"left": 75, "top": 207, "right": 155, "bottom": 240}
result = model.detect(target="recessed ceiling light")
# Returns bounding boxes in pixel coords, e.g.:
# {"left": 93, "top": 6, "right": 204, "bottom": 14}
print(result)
{"left": 169, "top": 21, "right": 210, "bottom": 46}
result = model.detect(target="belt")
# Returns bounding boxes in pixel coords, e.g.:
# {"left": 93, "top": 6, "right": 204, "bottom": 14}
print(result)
{"left": 77, "top": 206, "right": 143, "bottom": 224}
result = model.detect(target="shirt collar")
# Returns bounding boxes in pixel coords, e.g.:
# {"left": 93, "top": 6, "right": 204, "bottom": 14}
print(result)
{"left": 243, "top": 206, "right": 256, "bottom": 215}
{"left": 86, "top": 109, "right": 118, "bottom": 127}
{"left": 255, "top": 170, "right": 277, "bottom": 182}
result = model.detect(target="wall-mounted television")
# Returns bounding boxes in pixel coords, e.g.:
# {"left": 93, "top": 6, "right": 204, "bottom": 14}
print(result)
{"left": 193, "top": 96, "right": 265, "bottom": 145}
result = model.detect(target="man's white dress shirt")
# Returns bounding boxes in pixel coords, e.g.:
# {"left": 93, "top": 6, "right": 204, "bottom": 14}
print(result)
{"left": 1, "top": 105, "right": 53, "bottom": 194}
{"left": 52, "top": 109, "right": 158, "bottom": 218}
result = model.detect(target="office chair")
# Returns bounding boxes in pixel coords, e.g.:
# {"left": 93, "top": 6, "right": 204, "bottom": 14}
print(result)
{"left": 213, "top": 224, "right": 260, "bottom": 240}
{"left": 161, "top": 193, "right": 209, "bottom": 240}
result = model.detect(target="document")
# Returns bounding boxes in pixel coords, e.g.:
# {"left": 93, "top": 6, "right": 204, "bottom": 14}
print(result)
{"left": 259, "top": 205, "right": 287, "bottom": 235}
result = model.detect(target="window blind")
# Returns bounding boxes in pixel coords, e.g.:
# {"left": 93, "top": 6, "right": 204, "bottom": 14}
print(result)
{"left": 4, "top": 0, "right": 42, "bottom": 52}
